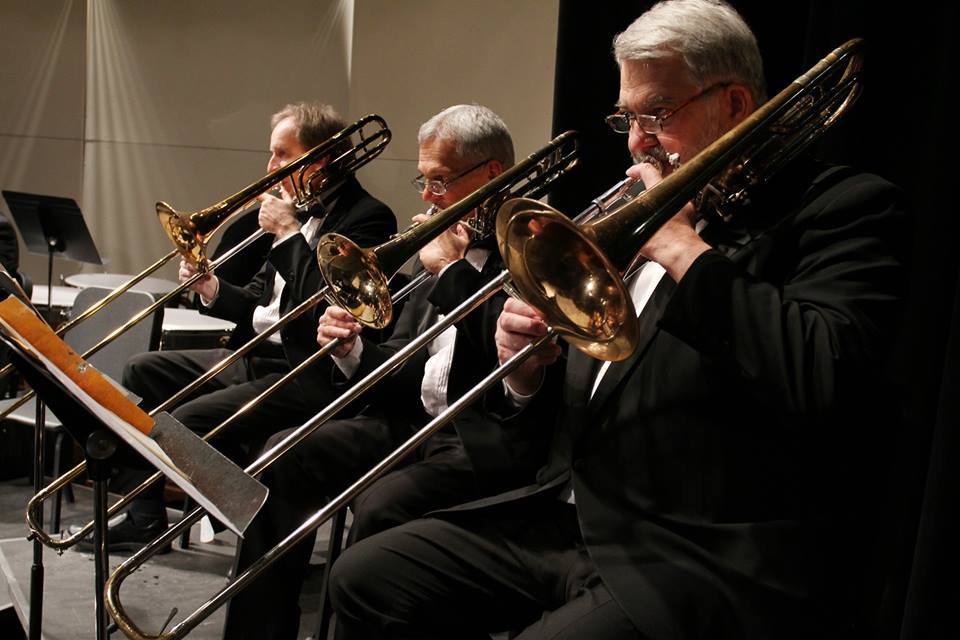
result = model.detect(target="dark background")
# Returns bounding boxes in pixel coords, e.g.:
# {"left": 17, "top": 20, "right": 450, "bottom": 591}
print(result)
{"left": 550, "top": 2, "right": 958, "bottom": 638}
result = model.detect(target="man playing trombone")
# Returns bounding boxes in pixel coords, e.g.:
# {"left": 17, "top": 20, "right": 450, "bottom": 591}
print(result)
{"left": 327, "top": 1, "right": 909, "bottom": 638}
{"left": 221, "top": 104, "right": 551, "bottom": 640}
{"left": 79, "top": 102, "right": 397, "bottom": 550}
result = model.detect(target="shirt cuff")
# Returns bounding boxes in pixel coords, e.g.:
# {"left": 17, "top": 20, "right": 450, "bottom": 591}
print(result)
{"left": 272, "top": 229, "right": 299, "bottom": 248}
{"left": 332, "top": 338, "right": 363, "bottom": 379}
{"left": 436, "top": 258, "right": 462, "bottom": 278}
{"left": 502, "top": 375, "right": 541, "bottom": 410}
{"left": 198, "top": 277, "right": 220, "bottom": 307}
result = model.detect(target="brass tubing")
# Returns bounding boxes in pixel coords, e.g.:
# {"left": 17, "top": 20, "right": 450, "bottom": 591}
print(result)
{"left": 54, "top": 267, "right": 434, "bottom": 550}
{"left": 102, "top": 133, "right": 580, "bottom": 635}
{"left": 22, "top": 117, "right": 393, "bottom": 548}
{"left": 105, "top": 271, "right": 510, "bottom": 640}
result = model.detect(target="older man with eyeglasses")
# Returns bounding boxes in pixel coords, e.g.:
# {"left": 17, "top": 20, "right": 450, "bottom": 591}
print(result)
{"left": 221, "top": 104, "right": 550, "bottom": 640}
{"left": 327, "top": 1, "right": 909, "bottom": 639}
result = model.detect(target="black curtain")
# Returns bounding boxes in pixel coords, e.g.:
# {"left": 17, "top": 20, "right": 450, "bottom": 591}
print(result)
{"left": 552, "top": 2, "right": 959, "bottom": 638}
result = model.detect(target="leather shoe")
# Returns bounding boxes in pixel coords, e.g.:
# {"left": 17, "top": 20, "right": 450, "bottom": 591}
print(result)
{"left": 72, "top": 512, "right": 171, "bottom": 555}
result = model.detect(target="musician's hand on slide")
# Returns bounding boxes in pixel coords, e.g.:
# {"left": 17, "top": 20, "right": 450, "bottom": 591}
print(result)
{"left": 317, "top": 306, "right": 362, "bottom": 358}
{"left": 495, "top": 297, "right": 561, "bottom": 396}
{"left": 179, "top": 259, "right": 219, "bottom": 302}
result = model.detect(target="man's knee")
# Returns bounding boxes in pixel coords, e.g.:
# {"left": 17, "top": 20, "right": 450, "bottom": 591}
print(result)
{"left": 329, "top": 537, "right": 386, "bottom": 625}
{"left": 350, "top": 484, "right": 413, "bottom": 542}
{"left": 122, "top": 350, "right": 158, "bottom": 390}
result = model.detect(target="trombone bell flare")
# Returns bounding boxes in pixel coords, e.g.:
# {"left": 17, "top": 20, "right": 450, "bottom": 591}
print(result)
{"left": 156, "top": 201, "right": 205, "bottom": 267}
{"left": 316, "top": 233, "right": 393, "bottom": 329}
{"left": 318, "top": 130, "right": 581, "bottom": 332}
{"left": 496, "top": 198, "right": 639, "bottom": 362}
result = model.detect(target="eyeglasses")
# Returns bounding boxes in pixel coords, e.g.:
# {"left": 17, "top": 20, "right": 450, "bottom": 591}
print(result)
{"left": 605, "top": 82, "right": 731, "bottom": 135}
{"left": 411, "top": 158, "right": 490, "bottom": 196}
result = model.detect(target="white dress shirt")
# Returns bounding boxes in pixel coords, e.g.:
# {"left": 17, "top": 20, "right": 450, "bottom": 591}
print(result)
{"left": 250, "top": 215, "right": 326, "bottom": 344}
{"left": 332, "top": 247, "right": 491, "bottom": 417}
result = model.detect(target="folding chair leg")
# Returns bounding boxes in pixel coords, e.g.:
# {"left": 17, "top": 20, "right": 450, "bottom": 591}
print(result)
{"left": 180, "top": 496, "right": 194, "bottom": 549}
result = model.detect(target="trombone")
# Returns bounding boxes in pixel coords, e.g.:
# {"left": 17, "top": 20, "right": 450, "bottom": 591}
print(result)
{"left": 26, "top": 129, "right": 576, "bottom": 552}
{"left": 1, "top": 114, "right": 390, "bottom": 423}
{"left": 38, "top": 133, "right": 577, "bottom": 553}
{"left": 107, "top": 38, "right": 863, "bottom": 640}
{"left": 22, "top": 115, "right": 392, "bottom": 549}
{"left": 98, "top": 132, "right": 578, "bottom": 639}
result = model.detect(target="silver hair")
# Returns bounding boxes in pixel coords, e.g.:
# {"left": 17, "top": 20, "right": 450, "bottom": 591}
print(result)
{"left": 418, "top": 104, "right": 515, "bottom": 168}
{"left": 613, "top": 0, "right": 767, "bottom": 104}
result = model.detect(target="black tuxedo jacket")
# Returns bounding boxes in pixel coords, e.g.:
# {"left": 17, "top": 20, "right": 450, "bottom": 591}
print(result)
{"left": 455, "top": 160, "right": 909, "bottom": 637}
{"left": 206, "top": 176, "right": 396, "bottom": 374}
{"left": 208, "top": 208, "right": 274, "bottom": 290}
{"left": 334, "top": 248, "right": 548, "bottom": 493}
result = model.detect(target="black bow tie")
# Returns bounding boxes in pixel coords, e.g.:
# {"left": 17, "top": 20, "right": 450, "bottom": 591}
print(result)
{"left": 297, "top": 200, "right": 328, "bottom": 222}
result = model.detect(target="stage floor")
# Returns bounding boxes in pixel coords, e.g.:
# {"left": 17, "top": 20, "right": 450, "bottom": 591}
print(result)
{"left": 0, "top": 477, "right": 336, "bottom": 639}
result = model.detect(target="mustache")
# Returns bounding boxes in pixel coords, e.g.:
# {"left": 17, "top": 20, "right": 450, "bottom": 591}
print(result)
{"left": 631, "top": 147, "right": 681, "bottom": 173}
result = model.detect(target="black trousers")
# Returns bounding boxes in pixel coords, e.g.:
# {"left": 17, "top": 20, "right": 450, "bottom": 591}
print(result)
{"left": 118, "top": 348, "right": 324, "bottom": 518}
{"left": 220, "top": 418, "right": 480, "bottom": 640}
{"left": 329, "top": 500, "right": 641, "bottom": 640}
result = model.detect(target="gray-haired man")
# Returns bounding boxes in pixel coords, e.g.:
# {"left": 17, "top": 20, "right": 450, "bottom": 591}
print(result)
{"left": 328, "top": 2, "right": 908, "bottom": 639}
{"left": 222, "top": 104, "right": 548, "bottom": 640}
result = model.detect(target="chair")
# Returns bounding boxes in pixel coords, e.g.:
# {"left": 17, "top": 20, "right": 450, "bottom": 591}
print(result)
{"left": 0, "top": 286, "right": 162, "bottom": 532}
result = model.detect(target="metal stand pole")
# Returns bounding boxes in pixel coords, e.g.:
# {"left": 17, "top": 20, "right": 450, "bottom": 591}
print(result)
{"left": 27, "top": 401, "right": 45, "bottom": 640}
{"left": 85, "top": 430, "right": 117, "bottom": 640}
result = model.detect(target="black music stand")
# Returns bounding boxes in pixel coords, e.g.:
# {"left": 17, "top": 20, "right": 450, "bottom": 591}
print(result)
{"left": 0, "top": 270, "right": 48, "bottom": 640}
{"left": 0, "top": 336, "right": 120, "bottom": 640}
{"left": 1, "top": 191, "right": 102, "bottom": 323}
{"left": 0, "top": 191, "right": 101, "bottom": 640}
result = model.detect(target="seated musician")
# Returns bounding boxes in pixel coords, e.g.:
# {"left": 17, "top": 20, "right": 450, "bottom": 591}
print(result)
{"left": 221, "top": 104, "right": 551, "bottom": 640}
{"left": 326, "top": 2, "right": 909, "bottom": 638}
{"left": 76, "top": 101, "right": 397, "bottom": 550}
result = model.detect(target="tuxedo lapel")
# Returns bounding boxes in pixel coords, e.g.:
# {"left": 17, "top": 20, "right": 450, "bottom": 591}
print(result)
{"left": 412, "top": 269, "right": 440, "bottom": 336}
{"left": 316, "top": 177, "right": 361, "bottom": 239}
{"left": 564, "top": 345, "right": 601, "bottom": 409}
{"left": 257, "top": 263, "right": 278, "bottom": 306}
{"left": 586, "top": 275, "right": 676, "bottom": 415}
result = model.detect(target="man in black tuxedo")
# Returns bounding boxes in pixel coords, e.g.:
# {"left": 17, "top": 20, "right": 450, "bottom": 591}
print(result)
{"left": 327, "top": 2, "right": 909, "bottom": 639}
{"left": 220, "top": 104, "right": 549, "bottom": 640}
{"left": 91, "top": 102, "right": 397, "bottom": 548}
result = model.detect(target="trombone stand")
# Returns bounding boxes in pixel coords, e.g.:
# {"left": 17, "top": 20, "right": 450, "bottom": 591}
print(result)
{"left": 85, "top": 429, "right": 117, "bottom": 640}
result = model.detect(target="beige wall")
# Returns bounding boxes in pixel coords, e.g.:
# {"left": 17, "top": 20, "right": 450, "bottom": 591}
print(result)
{"left": 0, "top": 0, "right": 557, "bottom": 286}
{"left": 0, "top": 0, "right": 86, "bottom": 281}
{"left": 350, "top": 0, "right": 559, "bottom": 227}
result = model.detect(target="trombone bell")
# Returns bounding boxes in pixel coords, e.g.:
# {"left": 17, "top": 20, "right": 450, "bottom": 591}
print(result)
{"left": 156, "top": 201, "right": 210, "bottom": 268}
{"left": 316, "top": 233, "right": 392, "bottom": 328}
{"left": 497, "top": 198, "right": 639, "bottom": 362}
